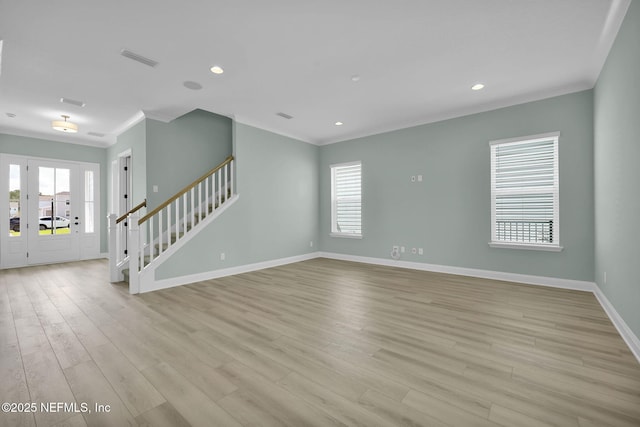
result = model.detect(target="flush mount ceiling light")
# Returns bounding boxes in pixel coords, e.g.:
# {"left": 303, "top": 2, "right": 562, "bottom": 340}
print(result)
{"left": 51, "top": 115, "right": 78, "bottom": 133}
{"left": 210, "top": 65, "right": 224, "bottom": 74}
{"left": 471, "top": 83, "right": 485, "bottom": 91}
{"left": 335, "top": 121, "right": 344, "bottom": 126}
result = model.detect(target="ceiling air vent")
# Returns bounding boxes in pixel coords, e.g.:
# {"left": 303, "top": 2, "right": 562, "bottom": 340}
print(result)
{"left": 276, "top": 112, "right": 293, "bottom": 120}
{"left": 120, "top": 49, "right": 158, "bottom": 68}
{"left": 60, "top": 97, "right": 86, "bottom": 107}
{"left": 88, "top": 132, "right": 106, "bottom": 137}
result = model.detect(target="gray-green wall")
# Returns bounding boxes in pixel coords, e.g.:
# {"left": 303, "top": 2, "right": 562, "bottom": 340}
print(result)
{"left": 594, "top": 0, "right": 640, "bottom": 336}
{"left": 145, "top": 110, "right": 232, "bottom": 210}
{"left": 107, "top": 119, "right": 147, "bottom": 213}
{"left": 319, "top": 90, "right": 595, "bottom": 282}
{"left": 0, "top": 133, "right": 109, "bottom": 253}
{"left": 156, "top": 123, "right": 319, "bottom": 280}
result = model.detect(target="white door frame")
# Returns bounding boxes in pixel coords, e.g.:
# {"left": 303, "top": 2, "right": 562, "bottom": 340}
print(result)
{"left": 0, "top": 153, "right": 100, "bottom": 268}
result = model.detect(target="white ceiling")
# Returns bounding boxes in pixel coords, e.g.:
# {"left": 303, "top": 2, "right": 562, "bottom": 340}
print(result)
{"left": 0, "top": 0, "right": 631, "bottom": 147}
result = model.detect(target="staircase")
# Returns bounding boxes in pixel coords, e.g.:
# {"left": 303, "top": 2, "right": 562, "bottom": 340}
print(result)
{"left": 108, "top": 156, "right": 236, "bottom": 294}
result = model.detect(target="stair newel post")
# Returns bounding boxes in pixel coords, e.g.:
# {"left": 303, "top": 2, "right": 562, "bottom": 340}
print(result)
{"left": 108, "top": 213, "right": 119, "bottom": 282}
{"left": 128, "top": 212, "right": 140, "bottom": 294}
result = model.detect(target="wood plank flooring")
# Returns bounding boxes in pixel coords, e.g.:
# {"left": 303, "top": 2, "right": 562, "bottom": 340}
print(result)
{"left": 1, "top": 258, "right": 639, "bottom": 427}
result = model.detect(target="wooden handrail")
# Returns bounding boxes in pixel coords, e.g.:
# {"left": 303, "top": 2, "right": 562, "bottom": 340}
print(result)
{"left": 116, "top": 199, "right": 147, "bottom": 224}
{"left": 139, "top": 155, "right": 234, "bottom": 224}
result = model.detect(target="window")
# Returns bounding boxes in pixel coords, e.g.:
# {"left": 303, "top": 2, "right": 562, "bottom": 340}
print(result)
{"left": 490, "top": 132, "right": 561, "bottom": 251}
{"left": 331, "top": 161, "right": 362, "bottom": 238}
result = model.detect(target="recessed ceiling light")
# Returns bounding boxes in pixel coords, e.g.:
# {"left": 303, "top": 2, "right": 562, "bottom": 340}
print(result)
{"left": 471, "top": 83, "right": 485, "bottom": 91}
{"left": 335, "top": 121, "right": 343, "bottom": 126}
{"left": 210, "top": 65, "right": 224, "bottom": 74}
{"left": 351, "top": 74, "right": 360, "bottom": 82}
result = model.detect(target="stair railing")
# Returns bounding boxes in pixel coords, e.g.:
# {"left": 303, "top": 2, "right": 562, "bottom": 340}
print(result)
{"left": 127, "top": 155, "right": 234, "bottom": 293}
{"left": 108, "top": 199, "right": 146, "bottom": 282}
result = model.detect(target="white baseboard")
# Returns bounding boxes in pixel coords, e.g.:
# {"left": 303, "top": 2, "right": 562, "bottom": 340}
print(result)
{"left": 318, "top": 251, "right": 639, "bottom": 364}
{"left": 317, "top": 252, "right": 596, "bottom": 292}
{"left": 140, "top": 251, "right": 320, "bottom": 293}
{"left": 136, "top": 248, "right": 640, "bottom": 364}
{"left": 593, "top": 286, "right": 640, "bottom": 363}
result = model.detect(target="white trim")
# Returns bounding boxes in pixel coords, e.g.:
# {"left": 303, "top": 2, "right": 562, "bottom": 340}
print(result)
{"left": 131, "top": 245, "right": 640, "bottom": 363}
{"left": 593, "top": 285, "right": 640, "bottom": 364}
{"left": 140, "top": 252, "right": 320, "bottom": 293}
{"left": 330, "top": 233, "right": 362, "bottom": 239}
{"left": 317, "top": 251, "right": 639, "bottom": 363}
{"left": 110, "top": 110, "right": 146, "bottom": 141}
{"left": 488, "top": 242, "right": 563, "bottom": 252}
{"left": 317, "top": 252, "right": 595, "bottom": 291}
{"left": 489, "top": 131, "right": 560, "bottom": 146}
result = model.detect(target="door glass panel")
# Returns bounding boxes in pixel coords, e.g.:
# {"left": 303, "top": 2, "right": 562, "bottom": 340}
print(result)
{"left": 9, "top": 164, "right": 20, "bottom": 237}
{"left": 39, "top": 166, "right": 70, "bottom": 235}
{"left": 84, "top": 170, "right": 94, "bottom": 233}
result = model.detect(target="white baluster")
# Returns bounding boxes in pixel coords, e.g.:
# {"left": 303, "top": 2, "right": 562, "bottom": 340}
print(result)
{"left": 224, "top": 163, "right": 229, "bottom": 202}
{"left": 158, "top": 210, "right": 163, "bottom": 255}
{"left": 183, "top": 193, "right": 188, "bottom": 236}
{"left": 108, "top": 214, "right": 119, "bottom": 282}
{"left": 217, "top": 169, "right": 222, "bottom": 208}
{"left": 190, "top": 187, "right": 195, "bottom": 228}
{"left": 198, "top": 182, "right": 203, "bottom": 220}
{"left": 167, "top": 203, "right": 171, "bottom": 249}
{"left": 205, "top": 177, "right": 209, "bottom": 216}
{"left": 175, "top": 199, "right": 180, "bottom": 241}
{"left": 148, "top": 216, "right": 154, "bottom": 263}
{"left": 229, "top": 160, "right": 235, "bottom": 196}
{"left": 128, "top": 212, "right": 140, "bottom": 294}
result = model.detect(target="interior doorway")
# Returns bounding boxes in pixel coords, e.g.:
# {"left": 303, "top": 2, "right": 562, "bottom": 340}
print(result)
{"left": 1, "top": 154, "right": 100, "bottom": 268}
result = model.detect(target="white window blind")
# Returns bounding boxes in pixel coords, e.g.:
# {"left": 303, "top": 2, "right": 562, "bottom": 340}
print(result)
{"left": 490, "top": 133, "right": 559, "bottom": 249}
{"left": 331, "top": 161, "right": 361, "bottom": 237}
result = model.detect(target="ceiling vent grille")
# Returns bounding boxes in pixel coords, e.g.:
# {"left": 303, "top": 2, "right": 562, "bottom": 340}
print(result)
{"left": 120, "top": 49, "right": 159, "bottom": 68}
{"left": 60, "top": 97, "right": 86, "bottom": 107}
{"left": 276, "top": 112, "right": 293, "bottom": 120}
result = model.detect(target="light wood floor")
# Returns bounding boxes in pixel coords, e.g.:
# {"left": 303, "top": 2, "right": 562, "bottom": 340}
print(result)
{"left": 1, "top": 258, "right": 639, "bottom": 427}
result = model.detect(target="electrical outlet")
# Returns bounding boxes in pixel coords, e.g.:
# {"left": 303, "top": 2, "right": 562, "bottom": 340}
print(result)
{"left": 220, "top": 252, "right": 226, "bottom": 261}
{"left": 153, "top": 185, "right": 158, "bottom": 193}
{"left": 401, "top": 246, "right": 405, "bottom": 253}
{"left": 310, "top": 240, "right": 313, "bottom": 247}
{"left": 417, "top": 175, "right": 423, "bottom": 182}
{"left": 392, "top": 245, "right": 399, "bottom": 252}
{"left": 604, "top": 271, "right": 607, "bottom": 284}
{"left": 418, "top": 248, "right": 423, "bottom": 255}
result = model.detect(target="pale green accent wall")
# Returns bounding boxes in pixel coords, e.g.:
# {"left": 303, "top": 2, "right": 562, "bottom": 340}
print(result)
{"left": 0, "top": 133, "right": 109, "bottom": 252}
{"left": 319, "top": 90, "right": 594, "bottom": 281}
{"left": 156, "top": 123, "right": 319, "bottom": 280}
{"left": 106, "top": 119, "right": 147, "bottom": 213}
{"left": 594, "top": 1, "right": 640, "bottom": 336}
{"left": 145, "top": 110, "right": 232, "bottom": 210}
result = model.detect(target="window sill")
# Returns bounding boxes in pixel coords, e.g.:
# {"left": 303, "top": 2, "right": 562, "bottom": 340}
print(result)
{"left": 488, "top": 242, "right": 563, "bottom": 252}
{"left": 330, "top": 232, "right": 362, "bottom": 239}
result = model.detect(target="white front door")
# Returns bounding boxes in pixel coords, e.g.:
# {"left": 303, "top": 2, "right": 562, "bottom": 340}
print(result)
{"left": 27, "top": 159, "right": 80, "bottom": 264}
{"left": 1, "top": 154, "right": 100, "bottom": 268}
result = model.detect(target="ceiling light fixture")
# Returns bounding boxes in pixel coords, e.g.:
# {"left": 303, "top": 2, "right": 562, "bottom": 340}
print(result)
{"left": 210, "top": 65, "right": 224, "bottom": 74}
{"left": 471, "top": 83, "right": 485, "bottom": 91}
{"left": 335, "top": 121, "right": 344, "bottom": 126}
{"left": 51, "top": 115, "right": 78, "bottom": 133}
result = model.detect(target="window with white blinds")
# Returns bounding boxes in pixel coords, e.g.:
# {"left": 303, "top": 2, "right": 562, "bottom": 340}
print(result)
{"left": 331, "top": 161, "right": 362, "bottom": 237}
{"left": 490, "top": 132, "right": 561, "bottom": 250}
